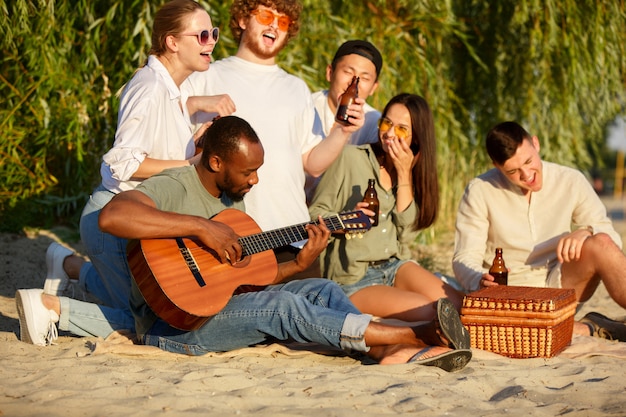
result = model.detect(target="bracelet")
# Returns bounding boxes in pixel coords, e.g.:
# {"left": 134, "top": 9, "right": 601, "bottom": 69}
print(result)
{"left": 396, "top": 184, "right": 411, "bottom": 188}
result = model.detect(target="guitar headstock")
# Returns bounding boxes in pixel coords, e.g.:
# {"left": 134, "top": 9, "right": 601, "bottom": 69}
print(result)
{"left": 337, "top": 211, "right": 372, "bottom": 239}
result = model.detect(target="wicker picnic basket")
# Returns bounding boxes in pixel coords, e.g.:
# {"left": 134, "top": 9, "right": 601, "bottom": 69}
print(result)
{"left": 461, "top": 286, "right": 577, "bottom": 358}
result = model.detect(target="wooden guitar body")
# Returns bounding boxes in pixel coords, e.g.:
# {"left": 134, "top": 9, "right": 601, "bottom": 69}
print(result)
{"left": 127, "top": 208, "right": 370, "bottom": 330}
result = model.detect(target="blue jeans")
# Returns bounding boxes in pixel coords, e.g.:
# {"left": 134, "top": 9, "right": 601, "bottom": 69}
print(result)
{"left": 79, "top": 184, "right": 133, "bottom": 309}
{"left": 142, "top": 279, "right": 372, "bottom": 355}
{"left": 340, "top": 258, "right": 414, "bottom": 297}
{"left": 58, "top": 297, "right": 135, "bottom": 338}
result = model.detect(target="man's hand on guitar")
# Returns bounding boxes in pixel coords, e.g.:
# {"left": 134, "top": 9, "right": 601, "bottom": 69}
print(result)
{"left": 128, "top": 209, "right": 372, "bottom": 328}
{"left": 294, "top": 216, "right": 331, "bottom": 271}
{"left": 197, "top": 220, "right": 242, "bottom": 265}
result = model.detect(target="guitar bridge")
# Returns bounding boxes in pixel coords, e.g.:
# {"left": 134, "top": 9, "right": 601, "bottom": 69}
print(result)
{"left": 176, "top": 238, "right": 206, "bottom": 287}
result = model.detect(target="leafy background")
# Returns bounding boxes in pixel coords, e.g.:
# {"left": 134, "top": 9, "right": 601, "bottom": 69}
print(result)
{"left": 1, "top": 0, "right": 625, "bottom": 240}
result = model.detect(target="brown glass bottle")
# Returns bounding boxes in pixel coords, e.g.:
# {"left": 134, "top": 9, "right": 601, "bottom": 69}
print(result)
{"left": 335, "top": 76, "right": 359, "bottom": 126}
{"left": 489, "top": 247, "right": 508, "bottom": 285}
{"left": 362, "top": 178, "right": 379, "bottom": 227}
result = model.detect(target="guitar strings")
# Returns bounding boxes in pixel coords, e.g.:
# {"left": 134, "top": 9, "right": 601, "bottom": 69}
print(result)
{"left": 178, "top": 213, "right": 365, "bottom": 257}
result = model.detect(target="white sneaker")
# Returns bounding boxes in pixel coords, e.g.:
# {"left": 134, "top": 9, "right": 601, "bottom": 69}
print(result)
{"left": 43, "top": 242, "right": 73, "bottom": 295}
{"left": 15, "top": 289, "right": 59, "bottom": 346}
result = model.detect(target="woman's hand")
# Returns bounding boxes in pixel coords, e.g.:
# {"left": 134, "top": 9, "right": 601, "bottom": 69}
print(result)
{"left": 386, "top": 135, "right": 415, "bottom": 175}
{"left": 355, "top": 201, "right": 377, "bottom": 228}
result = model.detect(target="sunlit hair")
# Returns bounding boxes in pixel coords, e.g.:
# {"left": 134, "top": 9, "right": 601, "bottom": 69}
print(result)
{"left": 149, "top": 0, "right": 205, "bottom": 56}
{"left": 117, "top": 0, "right": 205, "bottom": 97}
{"left": 373, "top": 93, "right": 439, "bottom": 231}
{"left": 199, "top": 116, "right": 261, "bottom": 169}
{"left": 229, "top": 0, "right": 302, "bottom": 44}
{"left": 486, "top": 121, "right": 533, "bottom": 166}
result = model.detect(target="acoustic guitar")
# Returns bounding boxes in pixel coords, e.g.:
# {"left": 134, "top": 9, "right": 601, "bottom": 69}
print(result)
{"left": 127, "top": 208, "right": 371, "bottom": 330}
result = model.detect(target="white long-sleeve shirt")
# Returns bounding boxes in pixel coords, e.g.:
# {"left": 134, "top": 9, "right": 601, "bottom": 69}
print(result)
{"left": 101, "top": 56, "right": 195, "bottom": 193}
{"left": 453, "top": 161, "right": 621, "bottom": 292}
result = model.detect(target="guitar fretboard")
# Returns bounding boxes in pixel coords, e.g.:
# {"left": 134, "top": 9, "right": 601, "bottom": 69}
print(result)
{"left": 239, "top": 215, "right": 343, "bottom": 256}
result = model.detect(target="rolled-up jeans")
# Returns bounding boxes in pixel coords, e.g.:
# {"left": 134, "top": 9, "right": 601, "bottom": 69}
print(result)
{"left": 78, "top": 184, "right": 133, "bottom": 309}
{"left": 143, "top": 279, "right": 372, "bottom": 355}
{"left": 58, "top": 297, "right": 135, "bottom": 338}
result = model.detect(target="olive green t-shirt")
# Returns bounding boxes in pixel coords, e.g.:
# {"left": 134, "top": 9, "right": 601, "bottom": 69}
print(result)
{"left": 130, "top": 165, "right": 245, "bottom": 337}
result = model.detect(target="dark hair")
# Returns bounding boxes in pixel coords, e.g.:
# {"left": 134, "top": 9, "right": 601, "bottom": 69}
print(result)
{"left": 199, "top": 116, "right": 260, "bottom": 169}
{"left": 229, "top": 0, "right": 302, "bottom": 44}
{"left": 149, "top": 0, "right": 205, "bottom": 56}
{"left": 375, "top": 93, "right": 439, "bottom": 231}
{"left": 485, "top": 121, "right": 532, "bottom": 165}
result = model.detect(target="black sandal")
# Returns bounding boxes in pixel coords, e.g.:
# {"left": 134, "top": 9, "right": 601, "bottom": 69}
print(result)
{"left": 408, "top": 346, "right": 472, "bottom": 372}
{"left": 580, "top": 312, "right": 626, "bottom": 342}
{"left": 437, "top": 298, "right": 471, "bottom": 350}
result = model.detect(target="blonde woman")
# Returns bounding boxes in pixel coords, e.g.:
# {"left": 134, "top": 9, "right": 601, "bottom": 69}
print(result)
{"left": 44, "top": 0, "right": 234, "bottom": 310}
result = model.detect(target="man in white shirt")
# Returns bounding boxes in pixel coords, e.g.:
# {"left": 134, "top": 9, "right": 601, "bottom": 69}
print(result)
{"left": 185, "top": 0, "right": 364, "bottom": 232}
{"left": 453, "top": 121, "right": 626, "bottom": 341}
{"left": 312, "top": 40, "right": 383, "bottom": 145}
{"left": 306, "top": 40, "right": 383, "bottom": 202}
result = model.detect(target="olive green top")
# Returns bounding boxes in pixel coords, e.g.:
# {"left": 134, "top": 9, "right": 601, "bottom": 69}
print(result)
{"left": 309, "top": 145, "right": 418, "bottom": 285}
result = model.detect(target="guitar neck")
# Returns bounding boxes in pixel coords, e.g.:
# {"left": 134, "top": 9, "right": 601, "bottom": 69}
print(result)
{"left": 239, "top": 215, "right": 342, "bottom": 256}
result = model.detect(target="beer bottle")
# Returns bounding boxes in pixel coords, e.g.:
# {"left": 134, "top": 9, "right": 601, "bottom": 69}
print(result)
{"left": 335, "top": 76, "right": 359, "bottom": 126}
{"left": 362, "top": 179, "right": 379, "bottom": 227}
{"left": 489, "top": 247, "right": 508, "bottom": 285}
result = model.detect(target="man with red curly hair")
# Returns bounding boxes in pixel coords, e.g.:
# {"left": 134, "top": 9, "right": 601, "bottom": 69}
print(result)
{"left": 186, "top": 1, "right": 365, "bottom": 238}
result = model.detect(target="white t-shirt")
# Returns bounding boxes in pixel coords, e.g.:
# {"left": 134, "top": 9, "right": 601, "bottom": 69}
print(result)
{"left": 306, "top": 89, "right": 381, "bottom": 202}
{"left": 101, "top": 55, "right": 195, "bottom": 193}
{"left": 311, "top": 89, "right": 380, "bottom": 145}
{"left": 185, "top": 56, "right": 321, "bottom": 231}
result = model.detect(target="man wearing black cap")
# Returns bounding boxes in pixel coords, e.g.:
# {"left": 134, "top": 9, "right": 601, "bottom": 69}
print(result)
{"left": 306, "top": 40, "right": 383, "bottom": 202}
{"left": 312, "top": 40, "right": 383, "bottom": 146}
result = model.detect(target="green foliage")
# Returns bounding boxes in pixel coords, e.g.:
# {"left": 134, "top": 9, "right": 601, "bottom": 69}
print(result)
{"left": 0, "top": 0, "right": 156, "bottom": 229}
{"left": 1, "top": 0, "right": 625, "bottom": 237}
{"left": 452, "top": 0, "right": 626, "bottom": 163}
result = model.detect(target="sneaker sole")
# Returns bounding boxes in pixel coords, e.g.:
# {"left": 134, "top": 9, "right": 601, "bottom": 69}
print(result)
{"left": 15, "top": 290, "right": 35, "bottom": 344}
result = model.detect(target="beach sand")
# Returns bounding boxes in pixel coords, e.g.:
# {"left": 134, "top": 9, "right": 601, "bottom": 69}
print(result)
{"left": 2, "top": 197, "right": 626, "bottom": 416}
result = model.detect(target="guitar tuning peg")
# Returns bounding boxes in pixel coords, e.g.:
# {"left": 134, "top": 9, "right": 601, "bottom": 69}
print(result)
{"left": 345, "top": 233, "right": 352, "bottom": 240}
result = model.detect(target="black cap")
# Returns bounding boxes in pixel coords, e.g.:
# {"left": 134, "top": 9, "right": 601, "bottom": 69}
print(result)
{"left": 332, "top": 40, "right": 383, "bottom": 78}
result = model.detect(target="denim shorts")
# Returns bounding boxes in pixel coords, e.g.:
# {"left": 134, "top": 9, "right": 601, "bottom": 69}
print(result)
{"left": 340, "top": 258, "right": 417, "bottom": 297}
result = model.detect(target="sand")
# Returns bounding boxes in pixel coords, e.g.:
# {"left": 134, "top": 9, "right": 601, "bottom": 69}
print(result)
{"left": 2, "top": 197, "right": 626, "bottom": 416}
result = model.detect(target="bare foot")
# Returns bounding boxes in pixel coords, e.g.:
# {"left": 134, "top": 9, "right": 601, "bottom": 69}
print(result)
{"left": 371, "top": 344, "right": 451, "bottom": 365}
{"left": 574, "top": 321, "right": 592, "bottom": 336}
{"left": 41, "top": 293, "right": 61, "bottom": 316}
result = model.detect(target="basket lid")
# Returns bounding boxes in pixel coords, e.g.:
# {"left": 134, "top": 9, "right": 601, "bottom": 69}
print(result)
{"left": 462, "top": 286, "right": 576, "bottom": 313}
